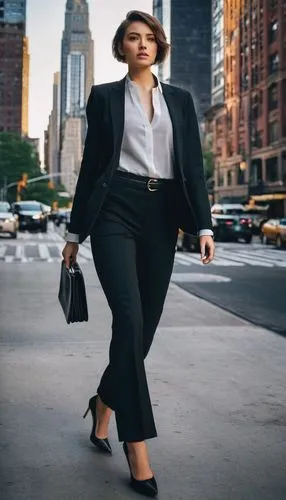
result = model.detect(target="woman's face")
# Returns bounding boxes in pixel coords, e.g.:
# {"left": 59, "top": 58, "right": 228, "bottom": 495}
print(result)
{"left": 120, "top": 21, "right": 158, "bottom": 69}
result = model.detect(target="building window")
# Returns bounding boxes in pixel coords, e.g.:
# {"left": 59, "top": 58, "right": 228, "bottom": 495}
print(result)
{"left": 227, "top": 170, "right": 232, "bottom": 186}
{"left": 269, "top": 0, "right": 278, "bottom": 11}
{"left": 268, "top": 83, "right": 278, "bottom": 111}
{"left": 268, "top": 53, "right": 279, "bottom": 74}
{"left": 266, "top": 157, "right": 278, "bottom": 182}
{"left": 268, "top": 121, "right": 279, "bottom": 144}
{"left": 252, "top": 66, "right": 259, "bottom": 85}
{"left": 237, "top": 165, "right": 245, "bottom": 185}
{"left": 269, "top": 21, "right": 278, "bottom": 44}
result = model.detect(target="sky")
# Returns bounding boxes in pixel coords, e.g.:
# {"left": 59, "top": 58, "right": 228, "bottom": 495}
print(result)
{"left": 26, "top": 0, "right": 153, "bottom": 163}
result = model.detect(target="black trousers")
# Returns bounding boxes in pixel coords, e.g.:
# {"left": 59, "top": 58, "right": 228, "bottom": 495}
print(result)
{"left": 90, "top": 171, "right": 179, "bottom": 442}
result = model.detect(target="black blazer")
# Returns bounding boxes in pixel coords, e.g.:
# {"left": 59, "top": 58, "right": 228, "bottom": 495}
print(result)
{"left": 68, "top": 77, "right": 212, "bottom": 243}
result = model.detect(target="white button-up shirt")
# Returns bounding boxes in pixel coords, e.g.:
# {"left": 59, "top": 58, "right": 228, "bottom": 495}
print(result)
{"left": 118, "top": 75, "right": 174, "bottom": 179}
{"left": 66, "top": 74, "right": 213, "bottom": 242}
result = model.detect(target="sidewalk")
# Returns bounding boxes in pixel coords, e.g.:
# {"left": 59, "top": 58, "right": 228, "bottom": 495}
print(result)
{"left": 0, "top": 262, "right": 286, "bottom": 499}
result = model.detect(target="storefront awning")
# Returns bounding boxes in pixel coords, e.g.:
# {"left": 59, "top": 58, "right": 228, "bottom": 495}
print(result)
{"left": 250, "top": 194, "right": 286, "bottom": 201}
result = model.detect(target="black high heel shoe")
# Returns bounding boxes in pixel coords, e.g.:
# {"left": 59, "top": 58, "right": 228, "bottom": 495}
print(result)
{"left": 83, "top": 394, "right": 112, "bottom": 455}
{"left": 123, "top": 441, "right": 158, "bottom": 498}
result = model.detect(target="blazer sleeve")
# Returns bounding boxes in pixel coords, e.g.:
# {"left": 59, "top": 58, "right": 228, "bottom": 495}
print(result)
{"left": 68, "top": 87, "right": 101, "bottom": 235}
{"left": 184, "top": 91, "right": 213, "bottom": 231}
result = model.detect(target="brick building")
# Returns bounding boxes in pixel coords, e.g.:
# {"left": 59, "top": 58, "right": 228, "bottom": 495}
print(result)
{"left": 206, "top": 0, "right": 286, "bottom": 216}
{"left": 0, "top": 0, "right": 29, "bottom": 134}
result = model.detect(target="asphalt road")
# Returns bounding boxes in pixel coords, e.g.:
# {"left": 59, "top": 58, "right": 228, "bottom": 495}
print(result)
{"left": 1, "top": 227, "right": 285, "bottom": 335}
{"left": 1, "top": 226, "right": 286, "bottom": 499}
{"left": 173, "top": 251, "right": 286, "bottom": 336}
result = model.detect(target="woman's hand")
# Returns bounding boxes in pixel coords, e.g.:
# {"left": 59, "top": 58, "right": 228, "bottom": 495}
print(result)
{"left": 199, "top": 235, "right": 215, "bottom": 264}
{"left": 62, "top": 242, "right": 79, "bottom": 268}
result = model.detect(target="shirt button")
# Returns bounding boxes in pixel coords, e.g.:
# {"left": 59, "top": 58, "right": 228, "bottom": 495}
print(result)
{"left": 102, "top": 182, "right": 107, "bottom": 188}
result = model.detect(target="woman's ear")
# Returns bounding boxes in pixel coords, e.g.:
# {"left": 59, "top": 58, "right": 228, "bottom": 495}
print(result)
{"left": 118, "top": 42, "right": 124, "bottom": 57}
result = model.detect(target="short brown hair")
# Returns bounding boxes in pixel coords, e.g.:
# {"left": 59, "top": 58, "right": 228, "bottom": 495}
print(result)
{"left": 112, "top": 10, "right": 170, "bottom": 65}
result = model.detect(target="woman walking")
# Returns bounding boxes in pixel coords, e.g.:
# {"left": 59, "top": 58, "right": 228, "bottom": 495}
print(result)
{"left": 62, "top": 10, "right": 215, "bottom": 497}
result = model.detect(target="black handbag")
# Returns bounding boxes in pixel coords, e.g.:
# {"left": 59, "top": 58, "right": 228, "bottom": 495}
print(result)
{"left": 58, "top": 261, "right": 88, "bottom": 324}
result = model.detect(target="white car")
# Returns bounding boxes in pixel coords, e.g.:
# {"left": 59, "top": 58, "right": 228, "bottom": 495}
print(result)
{"left": 0, "top": 201, "right": 18, "bottom": 238}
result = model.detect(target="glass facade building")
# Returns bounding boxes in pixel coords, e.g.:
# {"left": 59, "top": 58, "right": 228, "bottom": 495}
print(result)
{"left": 0, "top": 0, "right": 26, "bottom": 25}
{"left": 153, "top": 0, "right": 212, "bottom": 120}
{"left": 211, "top": 0, "right": 224, "bottom": 105}
{"left": 66, "top": 52, "right": 85, "bottom": 115}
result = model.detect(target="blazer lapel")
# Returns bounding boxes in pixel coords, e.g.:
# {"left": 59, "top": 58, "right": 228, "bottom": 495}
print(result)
{"left": 161, "top": 84, "right": 185, "bottom": 180}
{"left": 109, "top": 77, "right": 126, "bottom": 164}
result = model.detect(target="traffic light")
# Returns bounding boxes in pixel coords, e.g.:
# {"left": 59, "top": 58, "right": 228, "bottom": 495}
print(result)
{"left": 16, "top": 173, "right": 28, "bottom": 201}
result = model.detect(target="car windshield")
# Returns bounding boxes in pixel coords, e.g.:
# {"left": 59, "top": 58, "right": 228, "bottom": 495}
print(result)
{"left": 225, "top": 209, "right": 244, "bottom": 215}
{"left": 280, "top": 219, "right": 286, "bottom": 226}
{"left": 16, "top": 203, "right": 42, "bottom": 211}
{"left": 0, "top": 202, "right": 10, "bottom": 212}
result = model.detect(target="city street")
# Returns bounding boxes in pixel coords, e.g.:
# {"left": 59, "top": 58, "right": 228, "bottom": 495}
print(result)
{"left": 1, "top": 224, "right": 286, "bottom": 334}
{"left": 1, "top": 225, "right": 286, "bottom": 499}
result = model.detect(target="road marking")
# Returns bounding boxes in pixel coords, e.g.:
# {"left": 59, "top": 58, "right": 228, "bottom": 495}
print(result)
{"left": 0, "top": 245, "right": 6, "bottom": 258}
{"left": 175, "top": 253, "right": 243, "bottom": 267}
{"left": 215, "top": 252, "right": 273, "bottom": 267}
{"left": 15, "top": 245, "right": 24, "bottom": 261}
{"left": 38, "top": 244, "right": 50, "bottom": 260}
{"left": 171, "top": 273, "right": 231, "bottom": 283}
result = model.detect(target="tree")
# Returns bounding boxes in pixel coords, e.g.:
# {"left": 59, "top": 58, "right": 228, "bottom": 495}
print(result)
{"left": 0, "top": 132, "right": 42, "bottom": 185}
{"left": 203, "top": 150, "right": 214, "bottom": 180}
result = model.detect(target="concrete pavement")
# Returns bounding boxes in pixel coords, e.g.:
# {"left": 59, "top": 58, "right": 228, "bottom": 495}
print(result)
{"left": 0, "top": 261, "right": 286, "bottom": 499}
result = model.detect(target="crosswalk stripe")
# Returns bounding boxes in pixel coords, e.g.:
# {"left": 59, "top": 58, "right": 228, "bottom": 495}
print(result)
{"left": 226, "top": 250, "right": 286, "bottom": 267}
{"left": 175, "top": 253, "right": 244, "bottom": 267}
{"left": 38, "top": 244, "right": 50, "bottom": 260}
{"left": 0, "top": 245, "right": 6, "bottom": 258}
{"left": 215, "top": 252, "right": 273, "bottom": 267}
{"left": 15, "top": 245, "right": 24, "bottom": 260}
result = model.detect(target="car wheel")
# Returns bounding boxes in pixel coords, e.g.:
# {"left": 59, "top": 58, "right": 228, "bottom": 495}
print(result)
{"left": 244, "top": 235, "right": 252, "bottom": 244}
{"left": 10, "top": 231, "right": 17, "bottom": 239}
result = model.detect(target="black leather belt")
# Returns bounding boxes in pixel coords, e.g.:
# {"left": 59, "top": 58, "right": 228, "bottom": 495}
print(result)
{"left": 115, "top": 170, "right": 174, "bottom": 192}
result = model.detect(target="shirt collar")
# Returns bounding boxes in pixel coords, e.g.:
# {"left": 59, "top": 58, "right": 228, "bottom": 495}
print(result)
{"left": 126, "top": 73, "right": 162, "bottom": 93}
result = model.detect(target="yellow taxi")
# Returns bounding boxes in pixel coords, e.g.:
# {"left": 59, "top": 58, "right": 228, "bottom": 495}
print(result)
{"left": 260, "top": 218, "right": 286, "bottom": 248}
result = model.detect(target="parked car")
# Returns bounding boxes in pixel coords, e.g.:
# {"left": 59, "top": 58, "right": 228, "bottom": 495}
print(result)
{"left": 0, "top": 201, "right": 18, "bottom": 238}
{"left": 53, "top": 208, "right": 71, "bottom": 227}
{"left": 11, "top": 200, "right": 48, "bottom": 232}
{"left": 212, "top": 213, "right": 252, "bottom": 243}
{"left": 260, "top": 218, "right": 286, "bottom": 248}
{"left": 243, "top": 205, "right": 269, "bottom": 235}
{"left": 211, "top": 203, "right": 245, "bottom": 216}
{"left": 176, "top": 229, "right": 200, "bottom": 252}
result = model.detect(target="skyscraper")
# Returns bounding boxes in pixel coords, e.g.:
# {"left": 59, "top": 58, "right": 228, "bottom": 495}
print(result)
{"left": 0, "top": 0, "right": 29, "bottom": 134}
{"left": 46, "top": 72, "right": 60, "bottom": 178}
{"left": 211, "top": 0, "right": 224, "bottom": 106}
{"left": 59, "top": 0, "right": 94, "bottom": 194}
{"left": 153, "top": 0, "right": 212, "bottom": 120}
{"left": 60, "top": 0, "right": 94, "bottom": 125}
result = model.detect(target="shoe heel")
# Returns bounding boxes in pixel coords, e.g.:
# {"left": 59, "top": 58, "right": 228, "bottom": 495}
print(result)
{"left": 83, "top": 407, "right": 90, "bottom": 419}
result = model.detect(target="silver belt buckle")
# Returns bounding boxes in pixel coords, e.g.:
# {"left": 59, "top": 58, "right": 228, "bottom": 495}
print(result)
{"left": 147, "top": 179, "right": 159, "bottom": 192}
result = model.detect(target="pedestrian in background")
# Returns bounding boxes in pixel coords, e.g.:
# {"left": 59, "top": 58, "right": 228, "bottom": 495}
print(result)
{"left": 62, "top": 10, "right": 215, "bottom": 498}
